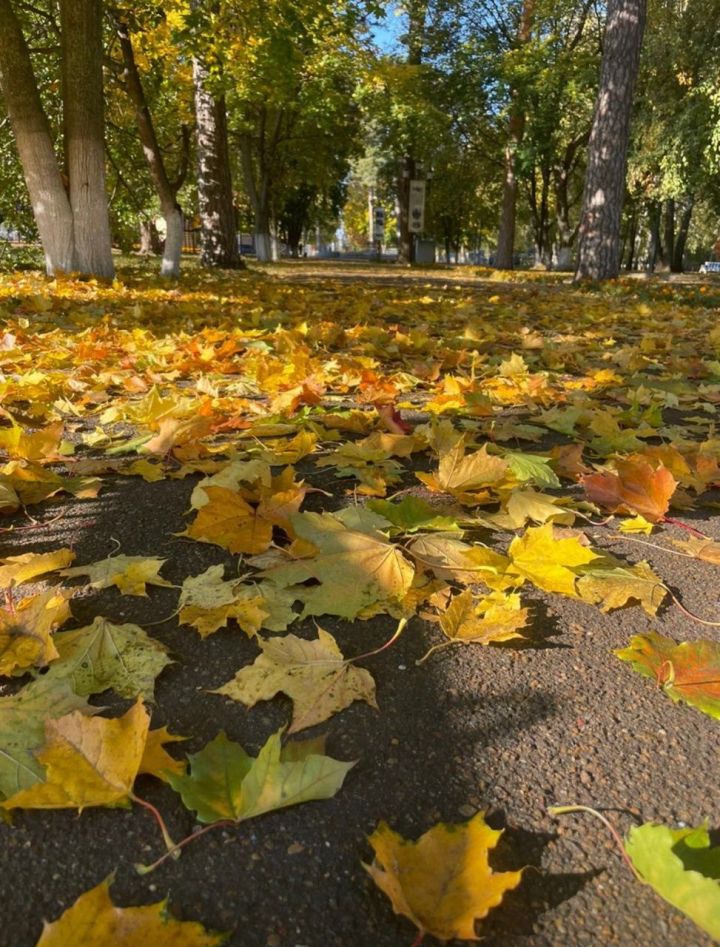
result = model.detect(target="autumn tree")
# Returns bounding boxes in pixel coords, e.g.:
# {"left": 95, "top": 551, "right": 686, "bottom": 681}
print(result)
{"left": 574, "top": 0, "right": 647, "bottom": 280}
{"left": 114, "top": 15, "right": 191, "bottom": 277}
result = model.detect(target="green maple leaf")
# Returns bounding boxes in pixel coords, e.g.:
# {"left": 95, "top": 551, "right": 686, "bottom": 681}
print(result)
{"left": 625, "top": 823, "right": 720, "bottom": 940}
{"left": 366, "top": 496, "right": 461, "bottom": 533}
{"left": 168, "top": 728, "right": 355, "bottom": 824}
{"left": 44, "top": 617, "right": 172, "bottom": 700}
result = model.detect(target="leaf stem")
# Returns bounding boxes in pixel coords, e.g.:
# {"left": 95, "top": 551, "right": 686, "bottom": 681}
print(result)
{"left": 415, "top": 639, "right": 454, "bottom": 666}
{"left": 663, "top": 516, "right": 707, "bottom": 538}
{"left": 548, "top": 805, "right": 642, "bottom": 881}
{"left": 130, "top": 791, "right": 177, "bottom": 853}
{"left": 662, "top": 585, "right": 720, "bottom": 626}
{"left": 135, "top": 819, "right": 235, "bottom": 875}
{"left": 409, "top": 931, "right": 425, "bottom": 947}
{"left": 351, "top": 618, "right": 408, "bottom": 663}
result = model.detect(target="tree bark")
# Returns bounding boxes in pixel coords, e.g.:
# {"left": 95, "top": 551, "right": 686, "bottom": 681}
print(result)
{"left": 193, "top": 57, "right": 241, "bottom": 269}
{"left": 660, "top": 197, "right": 675, "bottom": 270}
{"left": 0, "top": 0, "right": 75, "bottom": 275}
{"left": 574, "top": 0, "right": 646, "bottom": 280}
{"left": 397, "top": 0, "right": 427, "bottom": 265}
{"left": 60, "top": 0, "right": 114, "bottom": 278}
{"left": 495, "top": 0, "right": 535, "bottom": 270}
{"left": 238, "top": 128, "right": 273, "bottom": 262}
{"left": 397, "top": 157, "right": 415, "bottom": 265}
{"left": 646, "top": 201, "right": 661, "bottom": 273}
{"left": 117, "top": 21, "right": 187, "bottom": 278}
{"left": 671, "top": 197, "right": 694, "bottom": 273}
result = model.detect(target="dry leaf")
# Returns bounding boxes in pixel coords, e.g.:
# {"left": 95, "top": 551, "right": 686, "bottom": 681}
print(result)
{"left": 364, "top": 812, "right": 523, "bottom": 942}
{"left": 213, "top": 628, "right": 377, "bottom": 732}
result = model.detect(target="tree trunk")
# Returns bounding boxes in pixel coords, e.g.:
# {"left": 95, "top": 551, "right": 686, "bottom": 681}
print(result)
{"left": 660, "top": 198, "right": 675, "bottom": 270}
{"left": 646, "top": 201, "right": 661, "bottom": 273}
{"left": 139, "top": 218, "right": 154, "bottom": 254}
{"left": 398, "top": 157, "right": 415, "bottom": 265}
{"left": 193, "top": 57, "right": 241, "bottom": 269}
{"left": 623, "top": 207, "right": 638, "bottom": 271}
{"left": 671, "top": 197, "right": 694, "bottom": 273}
{"left": 0, "top": 0, "right": 75, "bottom": 275}
{"left": 495, "top": 0, "right": 535, "bottom": 270}
{"left": 60, "top": 0, "right": 114, "bottom": 278}
{"left": 574, "top": 0, "right": 647, "bottom": 281}
{"left": 161, "top": 205, "right": 184, "bottom": 277}
{"left": 496, "top": 116, "right": 524, "bottom": 270}
{"left": 117, "top": 21, "right": 188, "bottom": 278}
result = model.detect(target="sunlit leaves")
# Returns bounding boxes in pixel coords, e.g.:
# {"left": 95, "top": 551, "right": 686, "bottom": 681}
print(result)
{"left": 364, "top": 813, "right": 523, "bottom": 942}
{"left": 625, "top": 823, "right": 720, "bottom": 940}
{"left": 261, "top": 511, "right": 415, "bottom": 619}
{"left": 616, "top": 632, "right": 720, "bottom": 718}
{"left": 214, "top": 628, "right": 377, "bottom": 732}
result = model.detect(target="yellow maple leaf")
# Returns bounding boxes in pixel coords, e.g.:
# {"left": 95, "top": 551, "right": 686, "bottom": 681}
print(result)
{"left": 440, "top": 590, "right": 529, "bottom": 644}
{"left": 0, "top": 548, "right": 75, "bottom": 587}
{"left": 364, "top": 812, "right": 523, "bottom": 942}
{"left": 213, "top": 628, "right": 377, "bottom": 732}
{"left": 61, "top": 555, "right": 171, "bottom": 596}
{"left": 36, "top": 877, "right": 225, "bottom": 946}
{"left": 138, "top": 726, "right": 187, "bottom": 782}
{"left": 1, "top": 700, "right": 150, "bottom": 810}
{"left": 418, "top": 442, "right": 508, "bottom": 504}
{"left": 0, "top": 589, "right": 71, "bottom": 675}
{"left": 508, "top": 523, "right": 599, "bottom": 597}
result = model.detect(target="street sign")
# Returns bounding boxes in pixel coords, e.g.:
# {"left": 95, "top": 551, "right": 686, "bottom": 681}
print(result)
{"left": 408, "top": 180, "right": 426, "bottom": 233}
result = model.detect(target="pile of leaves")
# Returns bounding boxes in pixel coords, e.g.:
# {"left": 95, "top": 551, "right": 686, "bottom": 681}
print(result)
{"left": 1, "top": 265, "right": 720, "bottom": 944}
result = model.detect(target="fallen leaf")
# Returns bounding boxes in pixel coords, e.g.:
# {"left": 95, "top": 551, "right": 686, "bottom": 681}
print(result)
{"left": 1, "top": 700, "right": 150, "bottom": 810}
{"left": 417, "top": 441, "right": 509, "bottom": 504}
{"left": 0, "top": 677, "right": 95, "bottom": 799}
{"left": 582, "top": 460, "right": 677, "bottom": 522}
{"left": 364, "top": 812, "right": 523, "bottom": 942}
{"left": 439, "top": 590, "right": 529, "bottom": 646}
{"left": 168, "top": 728, "right": 355, "bottom": 823}
{"left": 615, "top": 631, "right": 720, "bottom": 718}
{"left": 138, "top": 726, "right": 187, "bottom": 781}
{"left": 261, "top": 511, "right": 414, "bottom": 619}
{"left": 624, "top": 822, "right": 720, "bottom": 941}
{"left": 672, "top": 536, "right": 720, "bottom": 565}
{"left": 577, "top": 560, "right": 666, "bottom": 616}
{"left": 213, "top": 628, "right": 377, "bottom": 732}
{"left": 0, "top": 589, "right": 71, "bottom": 675}
{"left": 36, "top": 877, "right": 226, "bottom": 946}
{"left": 61, "top": 555, "right": 172, "bottom": 596}
{"left": 44, "top": 617, "right": 172, "bottom": 700}
{"left": 0, "top": 548, "right": 75, "bottom": 587}
{"left": 507, "top": 524, "right": 599, "bottom": 596}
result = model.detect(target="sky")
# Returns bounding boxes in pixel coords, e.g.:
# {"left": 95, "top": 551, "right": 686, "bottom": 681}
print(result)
{"left": 369, "top": 3, "right": 405, "bottom": 54}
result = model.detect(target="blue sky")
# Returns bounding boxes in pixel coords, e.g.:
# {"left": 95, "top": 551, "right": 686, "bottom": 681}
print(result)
{"left": 370, "top": 3, "right": 405, "bottom": 54}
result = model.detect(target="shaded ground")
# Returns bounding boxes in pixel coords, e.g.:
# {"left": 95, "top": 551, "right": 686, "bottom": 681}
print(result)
{"left": 0, "top": 262, "right": 718, "bottom": 946}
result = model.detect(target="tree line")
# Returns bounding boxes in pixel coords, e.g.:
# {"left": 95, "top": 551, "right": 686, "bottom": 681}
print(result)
{"left": 0, "top": 0, "right": 717, "bottom": 281}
